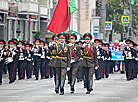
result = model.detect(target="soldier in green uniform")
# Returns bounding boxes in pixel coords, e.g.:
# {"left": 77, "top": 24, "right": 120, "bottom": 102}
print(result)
{"left": 82, "top": 33, "right": 98, "bottom": 94}
{"left": 54, "top": 33, "right": 71, "bottom": 95}
{"left": 68, "top": 33, "right": 80, "bottom": 94}
{"left": 49, "top": 34, "right": 58, "bottom": 83}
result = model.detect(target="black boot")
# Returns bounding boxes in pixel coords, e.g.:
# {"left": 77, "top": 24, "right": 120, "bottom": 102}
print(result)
{"left": 86, "top": 80, "right": 93, "bottom": 94}
{"left": 55, "top": 80, "right": 59, "bottom": 94}
{"left": 70, "top": 79, "right": 76, "bottom": 94}
{"left": 60, "top": 80, "right": 65, "bottom": 95}
{"left": 84, "top": 80, "right": 86, "bottom": 88}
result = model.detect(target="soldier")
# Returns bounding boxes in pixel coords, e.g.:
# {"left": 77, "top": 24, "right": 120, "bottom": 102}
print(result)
{"left": 123, "top": 40, "right": 133, "bottom": 81}
{"left": 17, "top": 41, "right": 26, "bottom": 80}
{"left": 82, "top": 33, "right": 98, "bottom": 94}
{"left": 39, "top": 40, "right": 46, "bottom": 79}
{"left": 135, "top": 44, "right": 138, "bottom": 78}
{"left": 6, "top": 40, "right": 17, "bottom": 84}
{"left": 25, "top": 43, "right": 33, "bottom": 79}
{"left": 54, "top": 33, "right": 71, "bottom": 95}
{"left": 49, "top": 34, "right": 58, "bottom": 83}
{"left": 0, "top": 40, "right": 6, "bottom": 85}
{"left": 94, "top": 39, "right": 104, "bottom": 80}
{"left": 103, "top": 43, "right": 110, "bottom": 78}
{"left": 68, "top": 33, "right": 80, "bottom": 94}
{"left": 32, "top": 39, "right": 42, "bottom": 80}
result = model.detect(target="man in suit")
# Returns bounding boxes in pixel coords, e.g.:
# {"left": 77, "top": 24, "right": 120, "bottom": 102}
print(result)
{"left": 82, "top": 33, "right": 98, "bottom": 94}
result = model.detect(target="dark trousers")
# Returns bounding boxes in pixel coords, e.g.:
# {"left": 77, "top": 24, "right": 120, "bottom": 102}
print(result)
{"left": 83, "top": 67, "right": 94, "bottom": 90}
{"left": 0, "top": 61, "right": 4, "bottom": 83}
{"left": 2, "top": 63, "right": 7, "bottom": 74}
{"left": 104, "top": 60, "right": 110, "bottom": 78}
{"left": 109, "top": 60, "right": 115, "bottom": 73}
{"left": 125, "top": 60, "right": 131, "bottom": 80}
{"left": 52, "top": 67, "right": 57, "bottom": 85}
{"left": 40, "top": 59, "right": 45, "bottom": 78}
{"left": 130, "top": 60, "right": 136, "bottom": 79}
{"left": 101, "top": 60, "right": 105, "bottom": 78}
{"left": 135, "top": 61, "right": 138, "bottom": 78}
{"left": 95, "top": 59, "right": 102, "bottom": 79}
{"left": 26, "top": 61, "right": 33, "bottom": 78}
{"left": 18, "top": 60, "right": 25, "bottom": 79}
{"left": 77, "top": 66, "right": 83, "bottom": 80}
{"left": 45, "top": 59, "right": 50, "bottom": 77}
{"left": 8, "top": 61, "right": 16, "bottom": 82}
{"left": 34, "top": 61, "right": 41, "bottom": 79}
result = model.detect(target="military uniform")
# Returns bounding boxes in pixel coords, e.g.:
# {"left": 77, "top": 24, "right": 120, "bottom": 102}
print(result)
{"left": 0, "top": 40, "right": 6, "bottom": 85}
{"left": 68, "top": 33, "right": 80, "bottom": 94}
{"left": 82, "top": 33, "right": 98, "bottom": 94}
{"left": 25, "top": 43, "right": 33, "bottom": 79}
{"left": 17, "top": 41, "right": 26, "bottom": 80}
{"left": 33, "top": 39, "right": 42, "bottom": 80}
{"left": 54, "top": 33, "right": 71, "bottom": 95}
{"left": 49, "top": 34, "right": 58, "bottom": 83}
{"left": 6, "top": 40, "right": 17, "bottom": 84}
{"left": 135, "top": 44, "right": 138, "bottom": 78}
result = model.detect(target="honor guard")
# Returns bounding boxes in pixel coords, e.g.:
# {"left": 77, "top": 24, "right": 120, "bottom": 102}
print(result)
{"left": 6, "top": 40, "right": 17, "bottom": 84}
{"left": 0, "top": 40, "right": 6, "bottom": 85}
{"left": 123, "top": 40, "right": 134, "bottom": 81}
{"left": 33, "top": 39, "right": 42, "bottom": 80}
{"left": 54, "top": 33, "right": 71, "bottom": 95}
{"left": 68, "top": 33, "right": 80, "bottom": 94}
{"left": 49, "top": 34, "right": 58, "bottom": 84}
{"left": 17, "top": 41, "right": 26, "bottom": 80}
{"left": 82, "top": 33, "right": 98, "bottom": 94}
{"left": 135, "top": 43, "right": 138, "bottom": 78}
{"left": 94, "top": 39, "right": 104, "bottom": 80}
{"left": 25, "top": 43, "right": 33, "bottom": 79}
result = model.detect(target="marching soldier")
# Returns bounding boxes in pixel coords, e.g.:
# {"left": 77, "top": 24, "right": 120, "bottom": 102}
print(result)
{"left": 82, "top": 33, "right": 98, "bottom": 94}
{"left": 17, "top": 41, "right": 26, "bottom": 80}
{"left": 39, "top": 40, "right": 46, "bottom": 79}
{"left": 54, "top": 33, "right": 71, "bottom": 95}
{"left": 32, "top": 39, "right": 42, "bottom": 80}
{"left": 103, "top": 43, "right": 110, "bottom": 78}
{"left": 49, "top": 34, "right": 58, "bottom": 83}
{"left": 94, "top": 39, "right": 104, "bottom": 80}
{"left": 123, "top": 40, "right": 134, "bottom": 81}
{"left": 25, "top": 43, "right": 33, "bottom": 79}
{"left": 68, "top": 33, "right": 80, "bottom": 94}
{"left": 6, "top": 40, "right": 17, "bottom": 84}
{"left": 0, "top": 40, "right": 6, "bottom": 85}
{"left": 135, "top": 44, "right": 138, "bottom": 78}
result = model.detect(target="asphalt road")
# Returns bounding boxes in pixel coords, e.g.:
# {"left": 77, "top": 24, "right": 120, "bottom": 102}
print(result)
{"left": 0, "top": 72, "right": 138, "bottom": 102}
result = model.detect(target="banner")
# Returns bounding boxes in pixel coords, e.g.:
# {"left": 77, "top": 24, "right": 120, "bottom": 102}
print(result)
{"left": 111, "top": 50, "right": 124, "bottom": 60}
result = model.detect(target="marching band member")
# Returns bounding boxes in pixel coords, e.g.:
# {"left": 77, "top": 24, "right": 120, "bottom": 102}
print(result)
{"left": 0, "top": 40, "right": 6, "bottom": 85}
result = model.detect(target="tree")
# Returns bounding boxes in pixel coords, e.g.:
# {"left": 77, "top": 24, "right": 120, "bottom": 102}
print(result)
{"left": 96, "top": 0, "right": 138, "bottom": 36}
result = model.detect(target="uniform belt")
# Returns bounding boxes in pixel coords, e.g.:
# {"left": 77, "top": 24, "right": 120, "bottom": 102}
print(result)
{"left": 71, "top": 57, "right": 75, "bottom": 59}
{"left": 84, "top": 56, "right": 93, "bottom": 59}
{"left": 56, "top": 56, "right": 67, "bottom": 59}
{"left": 52, "top": 56, "right": 56, "bottom": 58}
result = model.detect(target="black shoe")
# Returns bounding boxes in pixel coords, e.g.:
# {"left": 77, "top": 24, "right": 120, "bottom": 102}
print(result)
{"left": 77, "top": 80, "right": 80, "bottom": 83}
{"left": 0, "top": 82, "right": 2, "bottom": 85}
{"left": 55, "top": 89, "right": 59, "bottom": 94}
{"left": 134, "top": 76, "right": 137, "bottom": 78}
{"left": 50, "top": 75, "right": 53, "bottom": 78}
{"left": 9, "top": 81, "right": 12, "bottom": 84}
{"left": 60, "top": 91, "right": 64, "bottom": 95}
{"left": 86, "top": 88, "right": 93, "bottom": 94}
{"left": 70, "top": 88, "right": 74, "bottom": 94}
{"left": 45, "top": 76, "right": 49, "bottom": 79}
{"left": 106, "top": 75, "right": 109, "bottom": 78}
{"left": 35, "top": 78, "right": 38, "bottom": 80}
{"left": 127, "top": 78, "right": 131, "bottom": 81}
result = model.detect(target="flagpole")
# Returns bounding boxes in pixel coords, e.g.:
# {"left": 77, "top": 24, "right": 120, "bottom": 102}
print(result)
{"left": 68, "top": 0, "right": 71, "bottom": 41}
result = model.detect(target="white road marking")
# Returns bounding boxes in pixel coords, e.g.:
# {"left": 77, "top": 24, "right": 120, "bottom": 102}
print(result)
{"left": 100, "top": 97, "right": 121, "bottom": 99}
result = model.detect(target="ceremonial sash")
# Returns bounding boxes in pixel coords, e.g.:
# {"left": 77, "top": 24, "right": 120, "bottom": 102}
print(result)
{"left": 85, "top": 45, "right": 94, "bottom": 60}
{"left": 71, "top": 47, "right": 76, "bottom": 58}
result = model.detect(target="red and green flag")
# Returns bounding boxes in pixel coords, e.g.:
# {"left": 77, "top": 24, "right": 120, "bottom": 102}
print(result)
{"left": 47, "top": 0, "right": 77, "bottom": 34}
{"left": 129, "top": 0, "right": 135, "bottom": 5}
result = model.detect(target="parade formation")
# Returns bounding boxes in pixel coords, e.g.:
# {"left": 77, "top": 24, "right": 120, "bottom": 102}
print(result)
{"left": 0, "top": 32, "right": 138, "bottom": 95}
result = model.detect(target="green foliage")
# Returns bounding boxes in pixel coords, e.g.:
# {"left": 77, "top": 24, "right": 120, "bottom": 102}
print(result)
{"left": 96, "top": 0, "right": 138, "bottom": 35}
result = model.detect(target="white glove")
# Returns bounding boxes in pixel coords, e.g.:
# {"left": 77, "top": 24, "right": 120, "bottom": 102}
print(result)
{"left": 12, "top": 51, "right": 16, "bottom": 56}
{"left": 4, "top": 52, "right": 7, "bottom": 56}
{"left": 67, "top": 67, "right": 70, "bottom": 71}
{"left": 95, "top": 66, "right": 99, "bottom": 70}
{"left": 135, "top": 58, "right": 138, "bottom": 61}
{"left": 52, "top": 42, "right": 56, "bottom": 45}
{"left": 82, "top": 43, "right": 86, "bottom": 48}
{"left": 71, "top": 59, "right": 75, "bottom": 63}
{"left": 68, "top": 43, "right": 72, "bottom": 47}
{"left": 49, "top": 42, "right": 52, "bottom": 47}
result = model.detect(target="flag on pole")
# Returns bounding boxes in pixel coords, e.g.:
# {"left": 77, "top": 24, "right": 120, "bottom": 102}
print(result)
{"left": 70, "top": 0, "right": 77, "bottom": 14}
{"left": 47, "top": 0, "right": 70, "bottom": 34}
{"left": 129, "top": 0, "right": 135, "bottom": 5}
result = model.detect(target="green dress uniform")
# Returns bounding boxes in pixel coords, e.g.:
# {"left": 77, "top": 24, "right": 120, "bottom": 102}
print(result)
{"left": 82, "top": 33, "right": 98, "bottom": 94}
{"left": 54, "top": 33, "right": 71, "bottom": 95}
